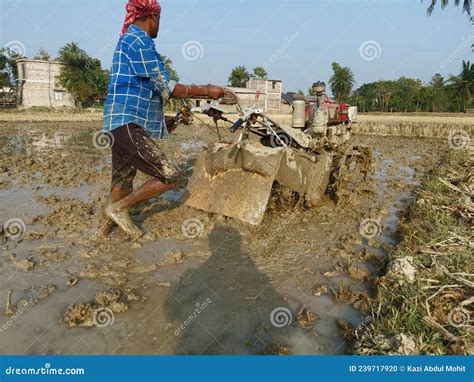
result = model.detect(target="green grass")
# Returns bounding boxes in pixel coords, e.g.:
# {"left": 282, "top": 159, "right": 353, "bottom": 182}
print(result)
{"left": 355, "top": 149, "right": 473, "bottom": 355}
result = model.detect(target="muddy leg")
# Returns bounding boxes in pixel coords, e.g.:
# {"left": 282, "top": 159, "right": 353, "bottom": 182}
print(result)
{"left": 105, "top": 179, "right": 177, "bottom": 241}
{"left": 95, "top": 188, "right": 131, "bottom": 238}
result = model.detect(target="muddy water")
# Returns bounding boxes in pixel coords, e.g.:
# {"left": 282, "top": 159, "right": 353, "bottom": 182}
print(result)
{"left": 0, "top": 122, "right": 445, "bottom": 355}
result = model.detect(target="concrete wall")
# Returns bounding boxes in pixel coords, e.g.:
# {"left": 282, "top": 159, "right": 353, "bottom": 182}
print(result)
{"left": 247, "top": 79, "right": 282, "bottom": 112}
{"left": 17, "top": 60, "right": 75, "bottom": 108}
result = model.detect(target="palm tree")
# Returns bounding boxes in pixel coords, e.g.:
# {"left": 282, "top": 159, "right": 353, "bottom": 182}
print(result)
{"left": 448, "top": 60, "right": 474, "bottom": 112}
{"left": 228, "top": 66, "right": 250, "bottom": 87}
{"left": 329, "top": 62, "right": 355, "bottom": 104}
{"left": 427, "top": 0, "right": 472, "bottom": 17}
{"left": 252, "top": 67, "right": 268, "bottom": 80}
{"left": 58, "top": 42, "right": 101, "bottom": 107}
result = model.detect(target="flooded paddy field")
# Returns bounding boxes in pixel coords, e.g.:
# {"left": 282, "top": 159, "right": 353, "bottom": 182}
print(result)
{"left": 0, "top": 120, "right": 447, "bottom": 355}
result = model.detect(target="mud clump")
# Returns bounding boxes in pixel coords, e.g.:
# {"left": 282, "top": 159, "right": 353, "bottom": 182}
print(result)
{"left": 312, "top": 285, "right": 328, "bottom": 296}
{"left": 261, "top": 342, "right": 292, "bottom": 355}
{"left": 12, "top": 258, "right": 36, "bottom": 272}
{"left": 40, "top": 248, "right": 70, "bottom": 262}
{"left": 333, "top": 281, "right": 374, "bottom": 314}
{"left": 63, "top": 303, "right": 97, "bottom": 327}
{"left": 386, "top": 256, "right": 417, "bottom": 284}
{"left": 296, "top": 306, "right": 318, "bottom": 332}
{"left": 33, "top": 196, "right": 96, "bottom": 236}
{"left": 354, "top": 333, "right": 418, "bottom": 355}
{"left": 63, "top": 289, "right": 131, "bottom": 328}
{"left": 328, "top": 145, "right": 374, "bottom": 205}
{"left": 339, "top": 320, "right": 419, "bottom": 355}
{"left": 348, "top": 264, "right": 371, "bottom": 281}
{"left": 159, "top": 251, "right": 187, "bottom": 266}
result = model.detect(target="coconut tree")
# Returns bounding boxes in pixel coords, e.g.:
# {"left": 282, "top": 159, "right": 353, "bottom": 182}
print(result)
{"left": 58, "top": 42, "right": 104, "bottom": 107}
{"left": 252, "top": 67, "right": 268, "bottom": 80}
{"left": 427, "top": 0, "right": 472, "bottom": 17}
{"left": 448, "top": 60, "right": 474, "bottom": 112}
{"left": 329, "top": 62, "right": 355, "bottom": 104}
{"left": 228, "top": 66, "right": 250, "bottom": 87}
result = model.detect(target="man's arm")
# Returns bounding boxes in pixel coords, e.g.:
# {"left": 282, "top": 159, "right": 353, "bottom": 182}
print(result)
{"left": 172, "top": 84, "right": 224, "bottom": 100}
{"left": 129, "top": 42, "right": 224, "bottom": 101}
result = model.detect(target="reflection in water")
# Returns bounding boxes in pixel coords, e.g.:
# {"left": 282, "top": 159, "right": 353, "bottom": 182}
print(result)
{"left": 2, "top": 130, "right": 102, "bottom": 156}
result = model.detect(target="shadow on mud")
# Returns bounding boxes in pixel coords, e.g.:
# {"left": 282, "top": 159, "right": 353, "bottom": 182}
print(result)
{"left": 164, "top": 225, "right": 290, "bottom": 355}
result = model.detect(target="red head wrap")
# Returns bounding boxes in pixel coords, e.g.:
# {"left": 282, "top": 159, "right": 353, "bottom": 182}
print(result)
{"left": 122, "top": 0, "right": 161, "bottom": 35}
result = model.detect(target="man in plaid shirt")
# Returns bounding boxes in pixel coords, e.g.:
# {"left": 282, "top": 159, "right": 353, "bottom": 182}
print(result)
{"left": 99, "top": 0, "right": 224, "bottom": 241}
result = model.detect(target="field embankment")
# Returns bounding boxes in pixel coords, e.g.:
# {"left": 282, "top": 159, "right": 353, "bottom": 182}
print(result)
{"left": 352, "top": 149, "right": 473, "bottom": 355}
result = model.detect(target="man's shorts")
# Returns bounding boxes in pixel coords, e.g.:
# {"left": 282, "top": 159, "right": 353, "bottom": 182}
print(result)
{"left": 110, "top": 123, "right": 180, "bottom": 192}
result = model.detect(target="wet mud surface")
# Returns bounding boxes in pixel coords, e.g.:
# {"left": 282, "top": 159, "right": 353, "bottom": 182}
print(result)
{"left": 0, "top": 121, "right": 446, "bottom": 355}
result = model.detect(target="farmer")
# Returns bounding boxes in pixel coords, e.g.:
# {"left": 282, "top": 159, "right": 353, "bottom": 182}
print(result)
{"left": 98, "top": 0, "right": 224, "bottom": 241}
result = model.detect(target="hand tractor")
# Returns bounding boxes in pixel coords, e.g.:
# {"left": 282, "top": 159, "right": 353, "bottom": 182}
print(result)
{"left": 183, "top": 82, "right": 372, "bottom": 225}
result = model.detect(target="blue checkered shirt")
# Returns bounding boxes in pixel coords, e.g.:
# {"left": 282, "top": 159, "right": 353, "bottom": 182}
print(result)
{"left": 103, "top": 25, "right": 176, "bottom": 139}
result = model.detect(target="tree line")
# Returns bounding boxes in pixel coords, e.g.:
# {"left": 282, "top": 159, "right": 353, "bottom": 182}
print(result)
{"left": 329, "top": 60, "right": 474, "bottom": 113}
{"left": 1, "top": 43, "right": 472, "bottom": 112}
{"left": 224, "top": 60, "right": 473, "bottom": 113}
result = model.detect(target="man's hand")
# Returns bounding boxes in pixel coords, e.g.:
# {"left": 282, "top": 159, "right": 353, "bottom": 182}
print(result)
{"left": 206, "top": 86, "right": 225, "bottom": 100}
{"left": 165, "top": 116, "right": 178, "bottom": 133}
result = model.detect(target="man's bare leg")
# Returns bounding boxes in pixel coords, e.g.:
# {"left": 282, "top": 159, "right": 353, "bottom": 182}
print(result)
{"left": 105, "top": 179, "right": 177, "bottom": 240}
{"left": 95, "top": 188, "right": 131, "bottom": 238}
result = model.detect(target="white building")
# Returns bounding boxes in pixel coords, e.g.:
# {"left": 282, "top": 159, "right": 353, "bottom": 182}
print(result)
{"left": 247, "top": 78, "right": 282, "bottom": 112}
{"left": 189, "top": 78, "right": 283, "bottom": 113}
{"left": 16, "top": 59, "right": 75, "bottom": 108}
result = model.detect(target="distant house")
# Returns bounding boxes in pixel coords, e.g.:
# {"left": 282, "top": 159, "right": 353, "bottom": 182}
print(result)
{"left": 16, "top": 59, "right": 75, "bottom": 108}
{"left": 246, "top": 78, "right": 282, "bottom": 112}
{"left": 189, "top": 78, "right": 283, "bottom": 113}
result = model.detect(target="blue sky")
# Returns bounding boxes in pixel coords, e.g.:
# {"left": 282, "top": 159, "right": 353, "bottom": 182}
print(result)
{"left": 1, "top": 0, "right": 472, "bottom": 92}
